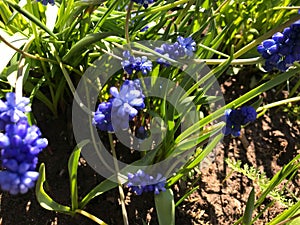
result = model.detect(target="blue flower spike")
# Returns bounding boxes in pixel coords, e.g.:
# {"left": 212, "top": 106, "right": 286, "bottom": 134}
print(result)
{"left": 0, "top": 92, "right": 48, "bottom": 195}
{"left": 155, "top": 36, "right": 196, "bottom": 65}
{"left": 0, "top": 92, "right": 31, "bottom": 128}
{"left": 257, "top": 19, "right": 300, "bottom": 71}
{"left": 110, "top": 80, "right": 145, "bottom": 130}
{"left": 127, "top": 169, "right": 166, "bottom": 195}
{"left": 93, "top": 80, "right": 145, "bottom": 132}
{"left": 121, "top": 51, "right": 152, "bottom": 75}
{"left": 224, "top": 106, "right": 257, "bottom": 137}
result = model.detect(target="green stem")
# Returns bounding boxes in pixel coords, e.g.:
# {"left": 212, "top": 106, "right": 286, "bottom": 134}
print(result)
{"left": 75, "top": 209, "right": 108, "bottom": 225}
{"left": 125, "top": 1, "right": 133, "bottom": 45}
{"left": 198, "top": 43, "right": 230, "bottom": 58}
{"left": 143, "top": 0, "right": 190, "bottom": 15}
{"left": 108, "top": 133, "right": 129, "bottom": 225}
{"left": 257, "top": 96, "right": 300, "bottom": 112}
{"left": 51, "top": 44, "right": 92, "bottom": 116}
{"left": 193, "top": 57, "right": 262, "bottom": 65}
{"left": 234, "top": 14, "right": 300, "bottom": 59}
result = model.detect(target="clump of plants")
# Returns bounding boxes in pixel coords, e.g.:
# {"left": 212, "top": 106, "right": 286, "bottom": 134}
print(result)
{"left": 0, "top": 0, "right": 299, "bottom": 224}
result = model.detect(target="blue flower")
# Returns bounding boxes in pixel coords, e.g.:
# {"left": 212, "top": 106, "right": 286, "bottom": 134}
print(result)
{"left": 155, "top": 36, "right": 196, "bottom": 65}
{"left": 135, "top": 126, "right": 148, "bottom": 140}
{"left": 110, "top": 80, "right": 145, "bottom": 130}
{"left": 177, "top": 36, "right": 196, "bottom": 56}
{"left": 224, "top": 106, "right": 257, "bottom": 137}
{"left": 257, "top": 20, "right": 300, "bottom": 71}
{"left": 93, "top": 101, "right": 113, "bottom": 132}
{"left": 93, "top": 80, "right": 145, "bottom": 132}
{"left": 240, "top": 106, "right": 257, "bottom": 125}
{"left": 0, "top": 92, "right": 31, "bottom": 128}
{"left": 121, "top": 51, "right": 152, "bottom": 75}
{"left": 0, "top": 119, "right": 48, "bottom": 195}
{"left": 131, "top": 0, "right": 154, "bottom": 8}
{"left": 37, "top": 0, "right": 55, "bottom": 5}
{"left": 127, "top": 170, "right": 166, "bottom": 195}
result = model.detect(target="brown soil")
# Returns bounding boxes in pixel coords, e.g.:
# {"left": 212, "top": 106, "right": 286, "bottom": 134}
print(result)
{"left": 0, "top": 69, "right": 299, "bottom": 225}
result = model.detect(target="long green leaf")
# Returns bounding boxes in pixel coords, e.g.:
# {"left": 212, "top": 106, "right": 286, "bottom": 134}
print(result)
{"left": 155, "top": 189, "right": 175, "bottom": 225}
{"left": 62, "top": 32, "right": 116, "bottom": 65}
{"left": 68, "top": 140, "right": 89, "bottom": 211}
{"left": 79, "top": 179, "right": 118, "bottom": 208}
{"left": 268, "top": 201, "right": 300, "bottom": 225}
{"left": 243, "top": 188, "right": 255, "bottom": 225}
{"left": 35, "top": 163, "right": 72, "bottom": 214}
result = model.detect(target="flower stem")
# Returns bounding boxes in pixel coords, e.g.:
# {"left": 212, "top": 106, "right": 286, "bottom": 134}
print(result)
{"left": 108, "top": 133, "right": 129, "bottom": 225}
{"left": 125, "top": 1, "right": 133, "bottom": 45}
{"left": 257, "top": 96, "right": 300, "bottom": 113}
{"left": 75, "top": 209, "right": 108, "bottom": 225}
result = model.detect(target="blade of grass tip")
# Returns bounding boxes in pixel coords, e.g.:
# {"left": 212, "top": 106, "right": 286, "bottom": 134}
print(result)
{"left": 267, "top": 201, "right": 300, "bottom": 225}
{"left": 35, "top": 164, "right": 72, "bottom": 214}
{"left": 243, "top": 188, "right": 255, "bottom": 225}
{"left": 4, "top": 0, "right": 58, "bottom": 39}
{"left": 68, "top": 140, "right": 89, "bottom": 211}
{"left": 175, "top": 185, "right": 199, "bottom": 207}
{"left": 155, "top": 189, "right": 175, "bottom": 225}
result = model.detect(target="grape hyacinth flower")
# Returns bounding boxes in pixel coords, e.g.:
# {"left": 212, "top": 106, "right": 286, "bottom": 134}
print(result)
{"left": 93, "top": 80, "right": 145, "bottom": 132}
{"left": 0, "top": 92, "right": 31, "bottom": 129}
{"left": 127, "top": 169, "right": 166, "bottom": 195}
{"left": 121, "top": 51, "right": 152, "bottom": 75}
{"left": 257, "top": 20, "right": 300, "bottom": 71}
{"left": 37, "top": 0, "right": 55, "bottom": 5}
{"left": 224, "top": 106, "right": 257, "bottom": 137}
{"left": 155, "top": 36, "right": 196, "bottom": 65}
{"left": 93, "top": 101, "right": 113, "bottom": 132}
{"left": 110, "top": 80, "right": 145, "bottom": 130}
{"left": 135, "top": 126, "right": 148, "bottom": 140}
{"left": 131, "top": 0, "right": 154, "bottom": 8}
{"left": 0, "top": 119, "right": 48, "bottom": 195}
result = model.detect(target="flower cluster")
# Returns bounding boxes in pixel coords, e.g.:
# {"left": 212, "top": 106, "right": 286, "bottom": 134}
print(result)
{"left": 121, "top": 51, "right": 152, "bottom": 75}
{"left": 127, "top": 169, "right": 166, "bottom": 195}
{"left": 0, "top": 93, "right": 48, "bottom": 195}
{"left": 135, "top": 126, "right": 148, "bottom": 140}
{"left": 93, "top": 80, "right": 145, "bottom": 131}
{"left": 37, "top": 0, "right": 55, "bottom": 6}
{"left": 224, "top": 106, "right": 257, "bottom": 137}
{"left": 257, "top": 20, "right": 300, "bottom": 71}
{"left": 93, "top": 101, "right": 113, "bottom": 132}
{"left": 155, "top": 36, "right": 196, "bottom": 65}
{"left": 131, "top": 0, "right": 154, "bottom": 8}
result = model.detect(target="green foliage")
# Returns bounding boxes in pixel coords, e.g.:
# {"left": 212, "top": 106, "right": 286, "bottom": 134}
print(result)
{"left": 0, "top": 0, "right": 299, "bottom": 224}
{"left": 155, "top": 189, "right": 175, "bottom": 225}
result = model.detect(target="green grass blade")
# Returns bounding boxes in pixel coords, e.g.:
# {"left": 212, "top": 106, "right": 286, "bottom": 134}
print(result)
{"left": 155, "top": 189, "right": 175, "bottom": 225}
{"left": 35, "top": 163, "right": 72, "bottom": 214}
{"left": 68, "top": 140, "right": 89, "bottom": 211}
{"left": 243, "top": 188, "right": 255, "bottom": 225}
